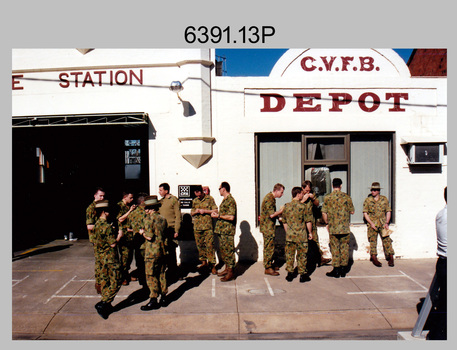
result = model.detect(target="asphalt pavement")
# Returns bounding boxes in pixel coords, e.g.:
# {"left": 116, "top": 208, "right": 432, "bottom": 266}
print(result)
{"left": 12, "top": 239, "right": 436, "bottom": 340}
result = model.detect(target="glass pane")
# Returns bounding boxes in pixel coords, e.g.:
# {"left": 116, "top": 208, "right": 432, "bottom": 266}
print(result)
{"left": 350, "top": 136, "right": 391, "bottom": 224}
{"left": 125, "top": 164, "right": 141, "bottom": 179}
{"left": 259, "top": 135, "right": 301, "bottom": 211}
{"left": 304, "top": 165, "right": 348, "bottom": 204}
{"left": 306, "top": 137, "right": 345, "bottom": 160}
{"left": 125, "top": 139, "right": 140, "bottom": 147}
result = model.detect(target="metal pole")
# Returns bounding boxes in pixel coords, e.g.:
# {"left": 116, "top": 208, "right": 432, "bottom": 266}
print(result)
{"left": 411, "top": 272, "right": 438, "bottom": 337}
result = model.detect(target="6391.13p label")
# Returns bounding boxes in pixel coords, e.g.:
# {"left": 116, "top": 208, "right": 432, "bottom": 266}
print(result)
{"left": 184, "top": 26, "right": 276, "bottom": 44}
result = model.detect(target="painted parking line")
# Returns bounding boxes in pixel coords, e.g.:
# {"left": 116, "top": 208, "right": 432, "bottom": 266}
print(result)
{"left": 212, "top": 278, "right": 216, "bottom": 297}
{"left": 264, "top": 277, "right": 275, "bottom": 296}
{"left": 45, "top": 275, "right": 78, "bottom": 304}
{"left": 398, "top": 269, "right": 428, "bottom": 290}
{"left": 44, "top": 276, "right": 138, "bottom": 303}
{"left": 348, "top": 290, "right": 427, "bottom": 295}
{"left": 12, "top": 275, "right": 29, "bottom": 287}
{"left": 346, "top": 269, "right": 428, "bottom": 295}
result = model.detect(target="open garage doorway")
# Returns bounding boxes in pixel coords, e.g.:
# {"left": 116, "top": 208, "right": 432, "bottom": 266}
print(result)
{"left": 12, "top": 113, "right": 150, "bottom": 251}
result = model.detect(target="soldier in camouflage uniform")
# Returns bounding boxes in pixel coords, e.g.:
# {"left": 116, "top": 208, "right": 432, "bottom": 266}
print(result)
{"left": 116, "top": 192, "right": 136, "bottom": 285}
{"left": 140, "top": 195, "right": 168, "bottom": 310}
{"left": 86, "top": 187, "right": 105, "bottom": 294}
{"left": 92, "top": 199, "right": 123, "bottom": 319}
{"left": 212, "top": 182, "right": 237, "bottom": 282}
{"left": 129, "top": 193, "right": 148, "bottom": 285}
{"left": 158, "top": 183, "right": 182, "bottom": 281}
{"left": 191, "top": 185, "right": 218, "bottom": 274}
{"left": 260, "top": 183, "right": 285, "bottom": 276}
{"left": 282, "top": 187, "right": 313, "bottom": 283}
{"left": 321, "top": 178, "right": 354, "bottom": 278}
{"left": 301, "top": 181, "right": 332, "bottom": 266}
{"left": 363, "top": 182, "right": 394, "bottom": 267}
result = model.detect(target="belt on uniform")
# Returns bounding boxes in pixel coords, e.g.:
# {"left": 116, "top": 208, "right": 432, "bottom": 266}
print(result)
{"left": 438, "top": 255, "right": 447, "bottom": 260}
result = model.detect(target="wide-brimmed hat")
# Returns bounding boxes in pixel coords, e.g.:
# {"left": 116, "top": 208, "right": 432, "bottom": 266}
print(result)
{"left": 144, "top": 195, "right": 161, "bottom": 208}
{"left": 370, "top": 182, "right": 382, "bottom": 190}
{"left": 94, "top": 199, "right": 109, "bottom": 208}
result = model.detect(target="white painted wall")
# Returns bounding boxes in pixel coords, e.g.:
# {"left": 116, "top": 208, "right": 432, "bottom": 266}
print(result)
{"left": 12, "top": 48, "right": 447, "bottom": 261}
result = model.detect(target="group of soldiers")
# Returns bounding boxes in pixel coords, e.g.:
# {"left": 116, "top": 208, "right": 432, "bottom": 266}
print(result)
{"left": 260, "top": 178, "right": 394, "bottom": 283}
{"left": 86, "top": 177, "right": 393, "bottom": 319}
{"left": 85, "top": 182, "right": 237, "bottom": 319}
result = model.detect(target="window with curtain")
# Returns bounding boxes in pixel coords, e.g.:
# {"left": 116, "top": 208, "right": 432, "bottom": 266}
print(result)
{"left": 257, "top": 132, "right": 393, "bottom": 225}
{"left": 258, "top": 134, "right": 301, "bottom": 212}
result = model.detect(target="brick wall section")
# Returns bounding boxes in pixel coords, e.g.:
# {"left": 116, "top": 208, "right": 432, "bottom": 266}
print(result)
{"left": 408, "top": 49, "right": 447, "bottom": 76}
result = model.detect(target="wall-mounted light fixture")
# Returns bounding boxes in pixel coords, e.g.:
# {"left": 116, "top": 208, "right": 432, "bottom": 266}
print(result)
{"left": 169, "top": 81, "right": 184, "bottom": 100}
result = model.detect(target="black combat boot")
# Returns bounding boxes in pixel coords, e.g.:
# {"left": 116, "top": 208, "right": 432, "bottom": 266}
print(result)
{"left": 299, "top": 274, "right": 311, "bottom": 283}
{"left": 326, "top": 267, "right": 341, "bottom": 278}
{"left": 141, "top": 297, "right": 160, "bottom": 311}
{"left": 160, "top": 294, "right": 168, "bottom": 307}
{"left": 95, "top": 301, "right": 112, "bottom": 319}
{"left": 285, "top": 272, "right": 294, "bottom": 282}
{"left": 340, "top": 265, "right": 348, "bottom": 278}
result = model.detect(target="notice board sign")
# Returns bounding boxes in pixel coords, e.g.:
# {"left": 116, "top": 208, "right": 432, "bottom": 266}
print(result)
{"left": 178, "top": 185, "right": 200, "bottom": 209}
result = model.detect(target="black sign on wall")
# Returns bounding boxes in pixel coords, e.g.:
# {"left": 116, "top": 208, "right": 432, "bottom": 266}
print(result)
{"left": 178, "top": 185, "right": 200, "bottom": 209}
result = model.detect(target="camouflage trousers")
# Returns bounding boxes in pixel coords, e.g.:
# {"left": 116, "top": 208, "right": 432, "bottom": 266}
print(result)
{"left": 99, "top": 260, "right": 121, "bottom": 303}
{"left": 93, "top": 246, "right": 102, "bottom": 285}
{"left": 194, "top": 229, "right": 216, "bottom": 264}
{"left": 262, "top": 229, "right": 275, "bottom": 269}
{"left": 144, "top": 257, "right": 168, "bottom": 299}
{"left": 367, "top": 227, "right": 395, "bottom": 256}
{"left": 218, "top": 233, "right": 235, "bottom": 268}
{"left": 118, "top": 237, "right": 134, "bottom": 280}
{"left": 285, "top": 241, "right": 308, "bottom": 275}
{"left": 329, "top": 234, "right": 350, "bottom": 267}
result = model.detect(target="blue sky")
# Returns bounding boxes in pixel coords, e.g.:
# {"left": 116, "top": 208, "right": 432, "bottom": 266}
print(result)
{"left": 215, "top": 49, "right": 414, "bottom": 76}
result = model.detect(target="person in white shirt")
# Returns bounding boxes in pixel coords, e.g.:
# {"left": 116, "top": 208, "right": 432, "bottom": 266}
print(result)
{"left": 428, "top": 186, "right": 447, "bottom": 340}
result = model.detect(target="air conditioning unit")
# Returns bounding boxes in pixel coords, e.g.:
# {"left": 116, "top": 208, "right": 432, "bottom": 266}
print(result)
{"left": 407, "top": 143, "right": 443, "bottom": 165}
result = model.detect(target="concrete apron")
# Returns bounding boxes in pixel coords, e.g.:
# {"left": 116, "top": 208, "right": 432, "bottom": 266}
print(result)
{"left": 12, "top": 240, "right": 435, "bottom": 339}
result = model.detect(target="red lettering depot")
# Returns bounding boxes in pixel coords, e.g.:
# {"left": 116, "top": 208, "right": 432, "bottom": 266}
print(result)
{"left": 329, "top": 93, "right": 352, "bottom": 112}
{"left": 260, "top": 94, "right": 286, "bottom": 112}
{"left": 293, "top": 93, "right": 321, "bottom": 112}
{"left": 58, "top": 69, "right": 143, "bottom": 88}
{"left": 358, "top": 92, "right": 381, "bottom": 112}
{"left": 260, "top": 92, "right": 409, "bottom": 113}
{"left": 386, "top": 93, "right": 409, "bottom": 112}
{"left": 12, "top": 75, "right": 24, "bottom": 90}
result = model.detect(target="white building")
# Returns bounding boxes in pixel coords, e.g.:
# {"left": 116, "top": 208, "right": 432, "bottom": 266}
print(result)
{"left": 12, "top": 48, "right": 447, "bottom": 260}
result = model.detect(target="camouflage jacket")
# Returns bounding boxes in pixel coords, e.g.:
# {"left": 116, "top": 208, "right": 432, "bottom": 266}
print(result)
{"left": 282, "top": 199, "right": 313, "bottom": 242}
{"left": 363, "top": 195, "right": 391, "bottom": 228}
{"left": 93, "top": 218, "right": 119, "bottom": 263}
{"left": 260, "top": 192, "right": 276, "bottom": 233}
{"left": 214, "top": 194, "right": 237, "bottom": 236}
{"left": 191, "top": 195, "right": 217, "bottom": 230}
{"left": 322, "top": 190, "right": 354, "bottom": 235}
{"left": 116, "top": 200, "right": 132, "bottom": 238}
{"left": 86, "top": 201, "right": 96, "bottom": 226}
{"left": 129, "top": 205, "right": 146, "bottom": 234}
{"left": 143, "top": 211, "right": 167, "bottom": 259}
{"left": 86, "top": 201, "right": 97, "bottom": 243}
